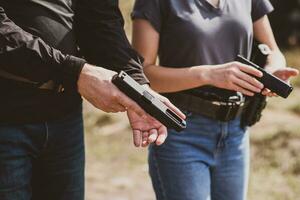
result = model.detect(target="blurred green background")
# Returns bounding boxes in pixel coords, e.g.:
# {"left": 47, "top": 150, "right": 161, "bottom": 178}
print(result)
{"left": 84, "top": 1, "right": 300, "bottom": 199}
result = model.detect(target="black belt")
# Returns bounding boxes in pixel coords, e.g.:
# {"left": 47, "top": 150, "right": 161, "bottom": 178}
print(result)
{"left": 0, "top": 69, "right": 64, "bottom": 92}
{"left": 164, "top": 93, "right": 248, "bottom": 122}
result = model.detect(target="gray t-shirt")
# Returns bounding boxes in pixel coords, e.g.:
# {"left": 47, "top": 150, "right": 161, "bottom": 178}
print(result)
{"left": 132, "top": 0, "right": 274, "bottom": 98}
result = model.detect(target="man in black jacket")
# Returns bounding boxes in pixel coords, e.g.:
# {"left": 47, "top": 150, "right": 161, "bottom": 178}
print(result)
{"left": 0, "top": 1, "right": 183, "bottom": 199}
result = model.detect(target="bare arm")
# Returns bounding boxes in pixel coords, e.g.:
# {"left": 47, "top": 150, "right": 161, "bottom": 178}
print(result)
{"left": 253, "top": 16, "right": 298, "bottom": 95}
{"left": 253, "top": 16, "right": 286, "bottom": 72}
{"left": 132, "top": 19, "right": 264, "bottom": 96}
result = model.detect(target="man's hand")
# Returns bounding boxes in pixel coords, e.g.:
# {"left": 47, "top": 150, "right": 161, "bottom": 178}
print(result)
{"left": 78, "top": 64, "right": 146, "bottom": 115}
{"left": 262, "top": 67, "right": 299, "bottom": 97}
{"left": 127, "top": 110, "right": 167, "bottom": 147}
{"left": 78, "top": 64, "right": 186, "bottom": 147}
{"left": 127, "top": 86, "right": 186, "bottom": 147}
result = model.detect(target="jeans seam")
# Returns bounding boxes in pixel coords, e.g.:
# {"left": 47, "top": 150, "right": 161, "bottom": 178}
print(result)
{"left": 217, "top": 122, "right": 228, "bottom": 150}
{"left": 42, "top": 122, "right": 49, "bottom": 149}
{"left": 153, "top": 151, "right": 167, "bottom": 200}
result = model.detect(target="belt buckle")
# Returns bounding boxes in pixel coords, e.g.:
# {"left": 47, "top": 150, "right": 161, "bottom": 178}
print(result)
{"left": 214, "top": 93, "right": 245, "bottom": 121}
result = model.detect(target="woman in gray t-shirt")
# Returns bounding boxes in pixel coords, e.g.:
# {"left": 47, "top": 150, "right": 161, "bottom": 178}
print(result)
{"left": 132, "top": 0, "right": 298, "bottom": 199}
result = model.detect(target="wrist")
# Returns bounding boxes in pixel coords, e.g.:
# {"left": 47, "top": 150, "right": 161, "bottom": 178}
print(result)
{"left": 77, "top": 63, "right": 92, "bottom": 94}
{"left": 265, "top": 50, "right": 287, "bottom": 73}
{"left": 190, "top": 65, "right": 212, "bottom": 86}
{"left": 77, "top": 64, "right": 118, "bottom": 93}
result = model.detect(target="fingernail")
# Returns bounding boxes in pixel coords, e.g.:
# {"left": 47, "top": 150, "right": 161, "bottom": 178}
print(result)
{"left": 149, "top": 136, "right": 156, "bottom": 141}
{"left": 156, "top": 141, "right": 162, "bottom": 146}
{"left": 259, "top": 83, "right": 264, "bottom": 89}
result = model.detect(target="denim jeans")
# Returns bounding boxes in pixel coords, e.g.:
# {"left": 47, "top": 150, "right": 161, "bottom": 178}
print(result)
{"left": 149, "top": 111, "right": 250, "bottom": 200}
{"left": 0, "top": 108, "right": 85, "bottom": 200}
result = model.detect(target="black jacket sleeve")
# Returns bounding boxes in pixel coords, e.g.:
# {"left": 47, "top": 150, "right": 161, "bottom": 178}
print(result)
{"left": 0, "top": 7, "right": 86, "bottom": 91}
{"left": 75, "top": 0, "right": 149, "bottom": 85}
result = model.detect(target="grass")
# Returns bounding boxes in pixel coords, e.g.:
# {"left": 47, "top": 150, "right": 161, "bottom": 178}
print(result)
{"left": 290, "top": 103, "right": 300, "bottom": 115}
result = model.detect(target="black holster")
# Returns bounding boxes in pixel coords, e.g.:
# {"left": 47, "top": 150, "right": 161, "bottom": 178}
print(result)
{"left": 241, "top": 94, "right": 267, "bottom": 127}
{"left": 240, "top": 44, "right": 271, "bottom": 128}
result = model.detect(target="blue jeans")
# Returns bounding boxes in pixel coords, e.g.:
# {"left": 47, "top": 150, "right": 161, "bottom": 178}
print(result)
{"left": 149, "top": 112, "right": 249, "bottom": 200}
{"left": 0, "top": 108, "right": 85, "bottom": 200}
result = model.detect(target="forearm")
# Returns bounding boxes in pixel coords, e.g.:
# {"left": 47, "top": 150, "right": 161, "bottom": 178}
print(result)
{"left": 75, "top": 0, "right": 149, "bottom": 85}
{"left": 253, "top": 15, "right": 286, "bottom": 72}
{"left": 144, "top": 64, "right": 210, "bottom": 93}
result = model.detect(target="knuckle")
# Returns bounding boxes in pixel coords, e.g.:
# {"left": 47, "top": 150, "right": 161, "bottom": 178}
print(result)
{"left": 232, "top": 62, "right": 241, "bottom": 68}
{"left": 232, "top": 61, "right": 239, "bottom": 67}
{"left": 250, "top": 77, "right": 256, "bottom": 83}
{"left": 164, "top": 98, "right": 170, "bottom": 103}
{"left": 231, "top": 69, "right": 239, "bottom": 76}
{"left": 111, "top": 92, "right": 120, "bottom": 100}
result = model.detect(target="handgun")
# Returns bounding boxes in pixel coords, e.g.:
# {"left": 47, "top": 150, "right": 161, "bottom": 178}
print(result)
{"left": 236, "top": 55, "right": 293, "bottom": 98}
{"left": 112, "top": 71, "right": 187, "bottom": 132}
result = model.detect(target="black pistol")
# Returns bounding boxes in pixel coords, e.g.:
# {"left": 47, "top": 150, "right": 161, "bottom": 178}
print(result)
{"left": 240, "top": 44, "right": 269, "bottom": 127}
{"left": 236, "top": 55, "right": 293, "bottom": 98}
{"left": 112, "top": 71, "right": 187, "bottom": 132}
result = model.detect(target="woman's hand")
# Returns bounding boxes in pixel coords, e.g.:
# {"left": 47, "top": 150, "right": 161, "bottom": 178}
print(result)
{"left": 199, "top": 62, "right": 264, "bottom": 96}
{"left": 262, "top": 67, "right": 299, "bottom": 97}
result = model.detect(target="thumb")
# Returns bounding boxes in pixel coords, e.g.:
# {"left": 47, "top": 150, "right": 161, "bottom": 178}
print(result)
{"left": 162, "top": 98, "right": 186, "bottom": 119}
{"left": 285, "top": 68, "right": 299, "bottom": 76}
{"left": 275, "top": 68, "right": 299, "bottom": 80}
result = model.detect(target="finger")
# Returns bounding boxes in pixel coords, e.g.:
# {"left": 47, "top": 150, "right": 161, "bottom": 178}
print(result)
{"left": 236, "top": 71, "right": 264, "bottom": 89}
{"left": 237, "top": 63, "right": 263, "bottom": 78}
{"left": 142, "top": 131, "right": 149, "bottom": 147}
{"left": 232, "top": 76, "right": 262, "bottom": 93}
{"left": 271, "top": 92, "right": 278, "bottom": 97}
{"left": 133, "top": 129, "right": 142, "bottom": 147}
{"left": 162, "top": 98, "right": 186, "bottom": 119}
{"left": 283, "top": 68, "right": 299, "bottom": 76}
{"left": 274, "top": 68, "right": 299, "bottom": 80}
{"left": 156, "top": 126, "right": 168, "bottom": 146}
{"left": 262, "top": 88, "right": 270, "bottom": 96}
{"left": 262, "top": 89, "right": 277, "bottom": 97}
{"left": 148, "top": 129, "right": 159, "bottom": 144}
{"left": 231, "top": 84, "right": 254, "bottom": 96}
